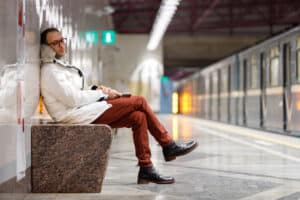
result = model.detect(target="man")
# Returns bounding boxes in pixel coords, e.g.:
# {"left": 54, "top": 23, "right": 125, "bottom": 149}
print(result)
{"left": 40, "top": 28, "right": 198, "bottom": 184}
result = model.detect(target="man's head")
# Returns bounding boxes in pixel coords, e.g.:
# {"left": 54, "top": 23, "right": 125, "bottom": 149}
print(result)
{"left": 41, "top": 28, "right": 66, "bottom": 58}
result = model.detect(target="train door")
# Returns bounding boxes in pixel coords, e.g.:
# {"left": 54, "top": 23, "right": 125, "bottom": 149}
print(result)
{"left": 228, "top": 65, "right": 232, "bottom": 123}
{"left": 204, "top": 75, "right": 210, "bottom": 119}
{"left": 246, "top": 54, "right": 261, "bottom": 128}
{"left": 197, "top": 76, "right": 202, "bottom": 118}
{"left": 231, "top": 61, "right": 239, "bottom": 125}
{"left": 265, "top": 46, "right": 283, "bottom": 132}
{"left": 283, "top": 43, "right": 292, "bottom": 132}
{"left": 209, "top": 74, "right": 213, "bottom": 120}
{"left": 211, "top": 71, "right": 219, "bottom": 121}
{"left": 229, "top": 64, "right": 235, "bottom": 124}
{"left": 260, "top": 52, "right": 267, "bottom": 128}
{"left": 290, "top": 37, "right": 300, "bottom": 135}
{"left": 237, "top": 58, "right": 244, "bottom": 125}
{"left": 220, "top": 67, "right": 228, "bottom": 123}
{"left": 217, "top": 69, "right": 221, "bottom": 121}
{"left": 243, "top": 59, "right": 247, "bottom": 125}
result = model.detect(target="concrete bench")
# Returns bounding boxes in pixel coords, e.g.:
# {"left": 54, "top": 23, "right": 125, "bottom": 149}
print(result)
{"left": 31, "top": 124, "right": 112, "bottom": 193}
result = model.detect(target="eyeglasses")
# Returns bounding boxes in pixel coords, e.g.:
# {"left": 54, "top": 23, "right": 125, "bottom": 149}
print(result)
{"left": 48, "top": 38, "right": 67, "bottom": 47}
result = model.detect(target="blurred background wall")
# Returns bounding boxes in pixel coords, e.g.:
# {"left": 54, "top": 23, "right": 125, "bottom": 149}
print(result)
{"left": 0, "top": 0, "right": 119, "bottom": 194}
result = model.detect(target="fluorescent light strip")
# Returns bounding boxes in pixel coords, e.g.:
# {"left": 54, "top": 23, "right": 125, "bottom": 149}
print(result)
{"left": 147, "top": 0, "right": 181, "bottom": 51}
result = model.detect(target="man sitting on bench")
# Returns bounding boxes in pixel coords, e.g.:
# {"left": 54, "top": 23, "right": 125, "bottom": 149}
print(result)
{"left": 40, "top": 28, "right": 198, "bottom": 184}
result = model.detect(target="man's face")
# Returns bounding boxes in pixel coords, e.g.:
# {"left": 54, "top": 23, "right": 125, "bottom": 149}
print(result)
{"left": 46, "top": 31, "right": 66, "bottom": 58}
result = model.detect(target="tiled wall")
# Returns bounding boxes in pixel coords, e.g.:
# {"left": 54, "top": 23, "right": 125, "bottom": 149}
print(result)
{"left": 0, "top": 0, "right": 113, "bottom": 194}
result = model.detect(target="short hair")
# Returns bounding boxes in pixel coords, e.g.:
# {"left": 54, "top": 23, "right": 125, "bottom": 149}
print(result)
{"left": 40, "top": 27, "right": 60, "bottom": 44}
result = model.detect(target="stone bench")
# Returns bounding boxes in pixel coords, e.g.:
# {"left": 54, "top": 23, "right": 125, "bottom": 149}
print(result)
{"left": 31, "top": 124, "right": 112, "bottom": 193}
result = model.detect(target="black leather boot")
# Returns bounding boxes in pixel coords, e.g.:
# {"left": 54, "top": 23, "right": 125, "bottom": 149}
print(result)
{"left": 137, "top": 166, "right": 175, "bottom": 184}
{"left": 163, "top": 140, "right": 198, "bottom": 161}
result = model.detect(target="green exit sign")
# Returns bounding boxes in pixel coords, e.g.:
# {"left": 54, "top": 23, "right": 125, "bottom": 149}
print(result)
{"left": 161, "top": 76, "right": 169, "bottom": 82}
{"left": 101, "top": 30, "right": 116, "bottom": 45}
{"left": 84, "top": 30, "right": 99, "bottom": 44}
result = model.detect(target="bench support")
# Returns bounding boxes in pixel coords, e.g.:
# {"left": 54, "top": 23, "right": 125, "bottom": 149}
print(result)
{"left": 31, "top": 124, "right": 112, "bottom": 193}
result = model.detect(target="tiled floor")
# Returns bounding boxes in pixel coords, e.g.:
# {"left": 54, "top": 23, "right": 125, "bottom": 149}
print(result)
{"left": 2, "top": 114, "right": 300, "bottom": 200}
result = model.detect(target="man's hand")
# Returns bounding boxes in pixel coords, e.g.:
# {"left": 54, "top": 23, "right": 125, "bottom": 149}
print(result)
{"left": 97, "top": 85, "right": 122, "bottom": 99}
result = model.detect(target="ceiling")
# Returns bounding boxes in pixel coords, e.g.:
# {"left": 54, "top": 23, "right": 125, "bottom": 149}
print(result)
{"left": 109, "top": 0, "right": 300, "bottom": 79}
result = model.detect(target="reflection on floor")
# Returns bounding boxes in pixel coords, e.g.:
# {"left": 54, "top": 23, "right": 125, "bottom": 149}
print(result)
{"left": 3, "top": 114, "right": 300, "bottom": 200}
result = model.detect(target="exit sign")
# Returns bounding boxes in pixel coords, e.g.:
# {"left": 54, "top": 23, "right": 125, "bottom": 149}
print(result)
{"left": 101, "top": 30, "right": 116, "bottom": 45}
{"left": 84, "top": 30, "right": 99, "bottom": 44}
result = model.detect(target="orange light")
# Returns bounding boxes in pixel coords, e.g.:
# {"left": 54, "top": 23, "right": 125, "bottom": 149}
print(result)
{"left": 181, "top": 92, "right": 191, "bottom": 114}
{"left": 38, "top": 96, "right": 43, "bottom": 114}
{"left": 297, "top": 100, "right": 300, "bottom": 111}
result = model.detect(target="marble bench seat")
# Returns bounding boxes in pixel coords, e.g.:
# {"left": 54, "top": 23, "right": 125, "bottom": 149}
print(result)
{"left": 31, "top": 124, "right": 112, "bottom": 193}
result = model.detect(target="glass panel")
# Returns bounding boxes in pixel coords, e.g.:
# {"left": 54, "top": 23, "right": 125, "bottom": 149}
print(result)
{"left": 246, "top": 58, "right": 252, "bottom": 89}
{"left": 221, "top": 67, "right": 228, "bottom": 92}
{"left": 297, "top": 51, "right": 300, "bottom": 82}
{"left": 261, "top": 52, "right": 266, "bottom": 88}
{"left": 284, "top": 43, "right": 291, "bottom": 85}
{"left": 230, "top": 65, "right": 235, "bottom": 90}
{"left": 251, "top": 55, "right": 258, "bottom": 89}
{"left": 198, "top": 77, "right": 202, "bottom": 94}
{"left": 297, "top": 38, "right": 300, "bottom": 82}
{"left": 270, "top": 57, "right": 279, "bottom": 86}
{"left": 297, "top": 37, "right": 300, "bottom": 49}
{"left": 270, "top": 47, "right": 279, "bottom": 86}
{"left": 240, "top": 61, "right": 245, "bottom": 91}
{"left": 205, "top": 76, "right": 210, "bottom": 94}
{"left": 212, "top": 71, "right": 218, "bottom": 94}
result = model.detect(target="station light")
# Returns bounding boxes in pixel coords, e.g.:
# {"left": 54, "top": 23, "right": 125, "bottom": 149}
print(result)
{"left": 172, "top": 92, "right": 178, "bottom": 114}
{"left": 147, "top": 0, "right": 181, "bottom": 51}
{"left": 181, "top": 92, "right": 191, "bottom": 114}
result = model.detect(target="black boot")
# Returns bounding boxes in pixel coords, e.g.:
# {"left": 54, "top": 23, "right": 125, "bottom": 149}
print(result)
{"left": 137, "top": 166, "right": 175, "bottom": 184}
{"left": 163, "top": 140, "right": 198, "bottom": 161}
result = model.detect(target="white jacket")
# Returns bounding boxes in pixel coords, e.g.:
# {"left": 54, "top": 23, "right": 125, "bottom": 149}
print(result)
{"left": 40, "top": 45, "right": 111, "bottom": 124}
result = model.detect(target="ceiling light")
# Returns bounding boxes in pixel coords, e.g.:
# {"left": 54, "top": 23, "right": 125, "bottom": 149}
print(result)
{"left": 147, "top": 0, "right": 181, "bottom": 51}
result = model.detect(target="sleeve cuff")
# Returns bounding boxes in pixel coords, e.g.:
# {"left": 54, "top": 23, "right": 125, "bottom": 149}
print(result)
{"left": 97, "top": 94, "right": 108, "bottom": 101}
{"left": 91, "top": 85, "right": 98, "bottom": 90}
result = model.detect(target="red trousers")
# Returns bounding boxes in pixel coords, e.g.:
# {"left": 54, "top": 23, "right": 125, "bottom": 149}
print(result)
{"left": 92, "top": 96, "right": 173, "bottom": 167}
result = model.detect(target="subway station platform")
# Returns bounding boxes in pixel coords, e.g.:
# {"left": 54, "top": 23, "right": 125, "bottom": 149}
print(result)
{"left": 3, "top": 114, "right": 300, "bottom": 200}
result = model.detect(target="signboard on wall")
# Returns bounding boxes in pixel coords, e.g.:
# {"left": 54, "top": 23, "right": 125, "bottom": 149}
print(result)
{"left": 101, "top": 30, "right": 116, "bottom": 45}
{"left": 84, "top": 30, "right": 99, "bottom": 44}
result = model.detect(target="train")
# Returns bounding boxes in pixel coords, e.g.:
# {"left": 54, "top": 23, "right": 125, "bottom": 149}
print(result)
{"left": 176, "top": 25, "right": 300, "bottom": 136}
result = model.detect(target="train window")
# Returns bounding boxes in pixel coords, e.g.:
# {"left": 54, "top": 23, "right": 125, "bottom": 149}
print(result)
{"left": 230, "top": 65, "right": 235, "bottom": 90}
{"left": 205, "top": 76, "right": 210, "bottom": 94}
{"left": 212, "top": 71, "right": 218, "bottom": 94}
{"left": 240, "top": 60, "right": 246, "bottom": 91}
{"left": 283, "top": 43, "right": 291, "bottom": 86}
{"left": 250, "top": 55, "right": 258, "bottom": 89}
{"left": 198, "top": 77, "right": 203, "bottom": 95}
{"left": 210, "top": 74, "right": 213, "bottom": 94}
{"left": 247, "top": 59, "right": 251, "bottom": 88}
{"left": 297, "top": 38, "right": 300, "bottom": 82}
{"left": 260, "top": 52, "right": 267, "bottom": 88}
{"left": 221, "top": 67, "right": 228, "bottom": 92}
{"left": 270, "top": 47, "right": 279, "bottom": 86}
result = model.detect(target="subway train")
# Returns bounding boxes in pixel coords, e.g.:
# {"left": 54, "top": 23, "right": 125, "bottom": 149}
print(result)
{"left": 176, "top": 25, "right": 300, "bottom": 136}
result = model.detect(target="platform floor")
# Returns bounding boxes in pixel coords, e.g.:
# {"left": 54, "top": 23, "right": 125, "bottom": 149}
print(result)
{"left": 3, "top": 114, "right": 300, "bottom": 200}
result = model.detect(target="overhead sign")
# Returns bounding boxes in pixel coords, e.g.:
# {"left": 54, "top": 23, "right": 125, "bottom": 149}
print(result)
{"left": 161, "top": 76, "right": 169, "bottom": 82}
{"left": 101, "top": 30, "right": 116, "bottom": 45}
